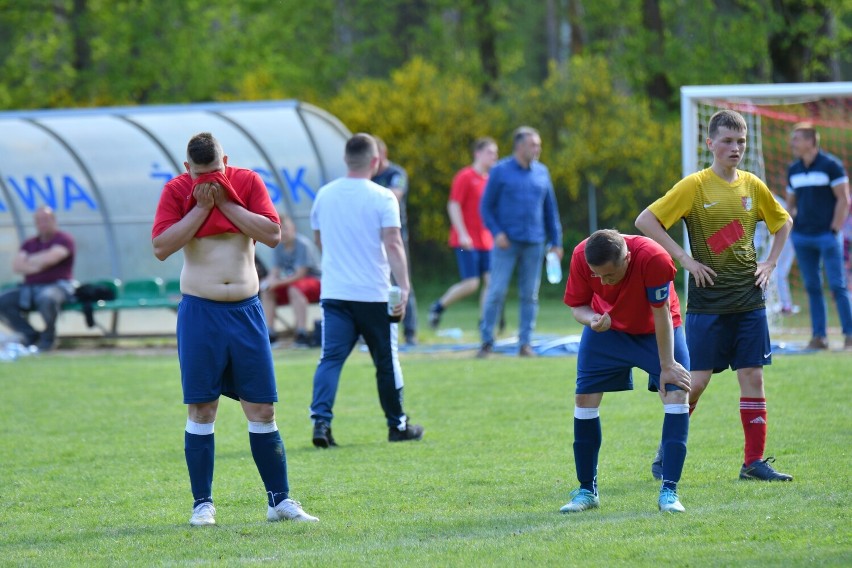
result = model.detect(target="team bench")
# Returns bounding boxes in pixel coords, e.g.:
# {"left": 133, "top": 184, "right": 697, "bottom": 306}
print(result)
{"left": 61, "top": 277, "right": 182, "bottom": 337}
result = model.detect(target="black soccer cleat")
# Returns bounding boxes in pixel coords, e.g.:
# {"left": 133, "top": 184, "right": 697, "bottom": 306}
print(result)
{"left": 739, "top": 457, "right": 792, "bottom": 481}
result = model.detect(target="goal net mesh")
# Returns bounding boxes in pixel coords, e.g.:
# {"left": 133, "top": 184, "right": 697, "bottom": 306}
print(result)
{"left": 691, "top": 91, "right": 852, "bottom": 333}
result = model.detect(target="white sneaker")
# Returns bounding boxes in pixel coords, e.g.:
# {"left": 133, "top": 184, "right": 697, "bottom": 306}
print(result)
{"left": 189, "top": 502, "right": 216, "bottom": 526}
{"left": 267, "top": 498, "right": 319, "bottom": 522}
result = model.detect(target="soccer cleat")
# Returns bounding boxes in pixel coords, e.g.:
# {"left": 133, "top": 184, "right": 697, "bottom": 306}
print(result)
{"left": 267, "top": 499, "right": 319, "bottom": 522}
{"left": 428, "top": 301, "right": 443, "bottom": 330}
{"left": 806, "top": 336, "right": 829, "bottom": 350}
{"left": 312, "top": 420, "right": 337, "bottom": 448}
{"left": 651, "top": 444, "right": 664, "bottom": 480}
{"left": 845, "top": 336, "right": 852, "bottom": 350}
{"left": 559, "top": 488, "right": 600, "bottom": 513}
{"left": 189, "top": 502, "right": 216, "bottom": 526}
{"left": 739, "top": 457, "right": 793, "bottom": 481}
{"left": 388, "top": 423, "right": 424, "bottom": 442}
{"left": 293, "top": 332, "right": 311, "bottom": 349}
{"left": 476, "top": 342, "right": 493, "bottom": 359}
{"left": 658, "top": 487, "right": 685, "bottom": 513}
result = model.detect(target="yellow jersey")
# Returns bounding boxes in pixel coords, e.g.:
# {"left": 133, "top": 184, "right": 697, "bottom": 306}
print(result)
{"left": 648, "top": 168, "right": 789, "bottom": 314}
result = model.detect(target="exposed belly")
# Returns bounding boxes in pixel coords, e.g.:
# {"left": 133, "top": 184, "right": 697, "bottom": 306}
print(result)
{"left": 180, "top": 233, "right": 259, "bottom": 301}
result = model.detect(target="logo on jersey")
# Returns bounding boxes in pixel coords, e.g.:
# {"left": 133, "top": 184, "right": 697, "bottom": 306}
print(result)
{"left": 703, "top": 202, "right": 719, "bottom": 208}
{"left": 741, "top": 197, "right": 753, "bottom": 211}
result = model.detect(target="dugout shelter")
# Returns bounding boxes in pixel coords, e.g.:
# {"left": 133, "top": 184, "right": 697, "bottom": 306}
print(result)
{"left": 0, "top": 100, "right": 350, "bottom": 285}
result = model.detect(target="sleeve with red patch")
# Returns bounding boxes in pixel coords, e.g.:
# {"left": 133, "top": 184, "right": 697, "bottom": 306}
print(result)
{"left": 152, "top": 174, "right": 192, "bottom": 239}
{"left": 563, "top": 241, "right": 594, "bottom": 307}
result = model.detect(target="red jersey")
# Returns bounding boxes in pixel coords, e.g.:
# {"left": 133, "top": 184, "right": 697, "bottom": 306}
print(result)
{"left": 563, "top": 235, "right": 681, "bottom": 334}
{"left": 448, "top": 166, "right": 493, "bottom": 250}
{"left": 152, "top": 167, "right": 280, "bottom": 239}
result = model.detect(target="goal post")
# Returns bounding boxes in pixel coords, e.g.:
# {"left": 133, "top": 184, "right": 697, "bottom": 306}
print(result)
{"left": 679, "top": 82, "right": 852, "bottom": 329}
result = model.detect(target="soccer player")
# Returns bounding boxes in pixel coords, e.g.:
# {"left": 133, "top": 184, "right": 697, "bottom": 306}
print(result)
{"left": 635, "top": 109, "right": 794, "bottom": 482}
{"left": 428, "top": 137, "right": 498, "bottom": 329}
{"left": 152, "top": 132, "right": 317, "bottom": 526}
{"left": 560, "top": 229, "right": 692, "bottom": 514}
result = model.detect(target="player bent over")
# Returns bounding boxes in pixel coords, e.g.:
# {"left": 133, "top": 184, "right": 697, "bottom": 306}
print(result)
{"left": 561, "top": 230, "right": 691, "bottom": 514}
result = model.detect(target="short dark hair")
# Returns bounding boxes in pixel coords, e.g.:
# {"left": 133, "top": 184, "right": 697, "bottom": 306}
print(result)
{"left": 512, "top": 126, "right": 539, "bottom": 149}
{"left": 584, "top": 229, "right": 627, "bottom": 267}
{"left": 345, "top": 133, "right": 378, "bottom": 170}
{"left": 792, "top": 122, "right": 820, "bottom": 145}
{"left": 473, "top": 137, "right": 496, "bottom": 153}
{"left": 187, "top": 132, "right": 220, "bottom": 166}
{"left": 707, "top": 110, "right": 747, "bottom": 139}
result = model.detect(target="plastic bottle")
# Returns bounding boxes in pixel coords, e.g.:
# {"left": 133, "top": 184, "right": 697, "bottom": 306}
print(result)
{"left": 546, "top": 251, "right": 562, "bottom": 284}
{"left": 388, "top": 285, "right": 402, "bottom": 322}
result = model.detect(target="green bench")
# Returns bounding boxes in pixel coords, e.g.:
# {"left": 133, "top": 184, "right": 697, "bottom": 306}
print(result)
{"left": 62, "top": 277, "right": 182, "bottom": 336}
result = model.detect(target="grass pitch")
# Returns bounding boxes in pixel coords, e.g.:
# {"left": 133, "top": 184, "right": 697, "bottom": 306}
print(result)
{"left": 1, "top": 290, "right": 850, "bottom": 566}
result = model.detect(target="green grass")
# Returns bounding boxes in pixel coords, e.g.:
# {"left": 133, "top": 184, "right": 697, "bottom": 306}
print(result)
{"left": 2, "top": 292, "right": 850, "bottom": 566}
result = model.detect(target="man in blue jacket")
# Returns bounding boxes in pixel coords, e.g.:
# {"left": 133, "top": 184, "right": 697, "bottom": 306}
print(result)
{"left": 478, "top": 126, "right": 563, "bottom": 357}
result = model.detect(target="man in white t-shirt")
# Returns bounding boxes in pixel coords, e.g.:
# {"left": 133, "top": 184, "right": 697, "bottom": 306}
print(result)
{"left": 309, "top": 133, "right": 424, "bottom": 447}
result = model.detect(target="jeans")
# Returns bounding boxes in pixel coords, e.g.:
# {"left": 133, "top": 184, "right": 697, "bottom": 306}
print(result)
{"left": 0, "top": 283, "right": 72, "bottom": 348}
{"left": 480, "top": 241, "right": 544, "bottom": 346}
{"left": 791, "top": 231, "right": 852, "bottom": 337}
{"left": 310, "top": 300, "right": 406, "bottom": 429}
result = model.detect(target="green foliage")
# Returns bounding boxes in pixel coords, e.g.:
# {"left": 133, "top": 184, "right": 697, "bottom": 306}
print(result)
{"left": 327, "top": 58, "right": 507, "bottom": 244}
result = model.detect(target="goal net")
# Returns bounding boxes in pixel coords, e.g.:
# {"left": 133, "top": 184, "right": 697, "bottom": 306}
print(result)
{"left": 680, "top": 82, "right": 852, "bottom": 333}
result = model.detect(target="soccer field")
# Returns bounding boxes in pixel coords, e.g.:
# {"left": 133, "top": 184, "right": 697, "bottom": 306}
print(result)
{"left": 2, "top": 346, "right": 849, "bottom": 566}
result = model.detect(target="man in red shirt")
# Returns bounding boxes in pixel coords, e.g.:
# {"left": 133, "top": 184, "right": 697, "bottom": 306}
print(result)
{"left": 560, "top": 230, "right": 691, "bottom": 514}
{"left": 428, "top": 137, "right": 498, "bottom": 329}
{"left": 0, "top": 206, "right": 75, "bottom": 351}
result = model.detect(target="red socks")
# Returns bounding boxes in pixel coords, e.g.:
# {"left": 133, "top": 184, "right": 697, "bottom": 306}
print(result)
{"left": 740, "top": 397, "right": 767, "bottom": 465}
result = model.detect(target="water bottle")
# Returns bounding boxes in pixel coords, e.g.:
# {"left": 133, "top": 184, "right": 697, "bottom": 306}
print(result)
{"left": 546, "top": 251, "right": 562, "bottom": 284}
{"left": 388, "top": 285, "right": 402, "bottom": 322}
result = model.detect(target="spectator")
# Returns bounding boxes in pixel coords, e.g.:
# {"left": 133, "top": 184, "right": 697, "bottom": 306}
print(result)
{"left": 0, "top": 206, "right": 75, "bottom": 351}
{"left": 309, "top": 133, "right": 423, "bottom": 448}
{"left": 428, "top": 137, "right": 499, "bottom": 330}
{"left": 260, "top": 214, "right": 321, "bottom": 347}
{"left": 152, "top": 132, "right": 317, "bottom": 526}
{"left": 372, "top": 137, "right": 418, "bottom": 346}
{"left": 477, "top": 126, "right": 563, "bottom": 358}
{"left": 786, "top": 122, "right": 852, "bottom": 350}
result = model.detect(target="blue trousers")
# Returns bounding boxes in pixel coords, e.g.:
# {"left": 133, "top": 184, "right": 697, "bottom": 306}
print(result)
{"left": 792, "top": 231, "right": 852, "bottom": 337}
{"left": 310, "top": 299, "right": 406, "bottom": 429}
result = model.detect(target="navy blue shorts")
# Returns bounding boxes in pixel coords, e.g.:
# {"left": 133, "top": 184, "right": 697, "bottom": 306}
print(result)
{"left": 177, "top": 294, "right": 277, "bottom": 404}
{"left": 576, "top": 326, "right": 690, "bottom": 394}
{"left": 685, "top": 309, "right": 771, "bottom": 373}
{"left": 454, "top": 248, "right": 491, "bottom": 280}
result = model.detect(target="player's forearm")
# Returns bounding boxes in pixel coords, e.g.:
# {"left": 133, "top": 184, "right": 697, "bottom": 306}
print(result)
{"left": 447, "top": 202, "right": 470, "bottom": 239}
{"left": 831, "top": 183, "right": 850, "bottom": 232}
{"left": 217, "top": 202, "right": 281, "bottom": 248}
{"left": 652, "top": 304, "right": 677, "bottom": 367}
{"left": 571, "top": 305, "right": 597, "bottom": 327}
{"left": 384, "top": 235, "right": 410, "bottom": 293}
{"left": 635, "top": 210, "right": 689, "bottom": 266}
{"left": 765, "top": 218, "right": 792, "bottom": 265}
{"left": 153, "top": 206, "right": 210, "bottom": 261}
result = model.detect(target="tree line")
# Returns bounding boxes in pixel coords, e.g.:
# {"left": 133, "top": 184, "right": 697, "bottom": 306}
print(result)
{"left": 1, "top": 0, "right": 849, "bottom": 260}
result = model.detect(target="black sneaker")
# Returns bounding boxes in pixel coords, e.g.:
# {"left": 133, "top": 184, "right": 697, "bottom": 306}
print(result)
{"left": 312, "top": 420, "right": 337, "bottom": 448}
{"left": 428, "top": 301, "right": 443, "bottom": 330}
{"left": 294, "top": 332, "right": 311, "bottom": 349}
{"left": 388, "top": 423, "right": 424, "bottom": 442}
{"left": 476, "top": 342, "right": 493, "bottom": 359}
{"left": 739, "top": 457, "right": 792, "bottom": 481}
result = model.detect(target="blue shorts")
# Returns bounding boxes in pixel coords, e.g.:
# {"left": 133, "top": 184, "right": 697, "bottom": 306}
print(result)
{"left": 576, "top": 326, "right": 690, "bottom": 394}
{"left": 685, "top": 309, "right": 771, "bottom": 373}
{"left": 455, "top": 248, "right": 491, "bottom": 280}
{"left": 177, "top": 294, "right": 277, "bottom": 404}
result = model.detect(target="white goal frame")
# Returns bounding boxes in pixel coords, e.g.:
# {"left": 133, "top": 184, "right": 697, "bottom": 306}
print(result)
{"left": 678, "top": 82, "right": 852, "bottom": 303}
